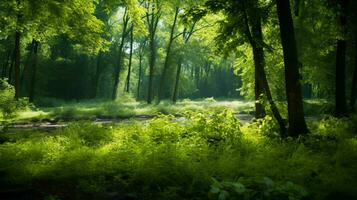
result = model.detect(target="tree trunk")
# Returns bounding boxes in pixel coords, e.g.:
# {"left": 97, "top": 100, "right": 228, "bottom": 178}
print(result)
{"left": 335, "top": 40, "right": 348, "bottom": 116}
{"left": 137, "top": 40, "right": 146, "bottom": 100}
{"left": 241, "top": 0, "right": 265, "bottom": 119}
{"left": 146, "top": 3, "right": 160, "bottom": 104}
{"left": 147, "top": 35, "right": 156, "bottom": 104}
{"left": 14, "top": 32, "right": 21, "bottom": 100}
{"left": 350, "top": 40, "right": 357, "bottom": 110}
{"left": 158, "top": 7, "right": 179, "bottom": 102}
{"left": 2, "top": 48, "right": 12, "bottom": 78}
{"left": 172, "top": 59, "right": 182, "bottom": 103}
{"left": 29, "top": 41, "right": 39, "bottom": 103}
{"left": 125, "top": 26, "right": 134, "bottom": 93}
{"left": 242, "top": 1, "right": 286, "bottom": 134}
{"left": 8, "top": 51, "right": 15, "bottom": 84}
{"left": 112, "top": 8, "right": 129, "bottom": 100}
{"left": 334, "top": 0, "right": 349, "bottom": 117}
{"left": 94, "top": 52, "right": 102, "bottom": 98}
{"left": 21, "top": 40, "right": 35, "bottom": 87}
{"left": 276, "top": 0, "right": 309, "bottom": 136}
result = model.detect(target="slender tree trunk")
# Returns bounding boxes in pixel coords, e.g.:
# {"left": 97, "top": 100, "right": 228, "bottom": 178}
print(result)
{"left": 158, "top": 7, "right": 179, "bottom": 102}
{"left": 172, "top": 59, "right": 182, "bottom": 103}
{"left": 334, "top": 0, "right": 349, "bottom": 117}
{"left": 276, "top": 0, "right": 309, "bottom": 136}
{"left": 14, "top": 32, "right": 21, "bottom": 100}
{"left": 8, "top": 44, "right": 16, "bottom": 84}
{"left": 29, "top": 41, "right": 39, "bottom": 103}
{"left": 112, "top": 8, "right": 129, "bottom": 100}
{"left": 147, "top": 34, "right": 156, "bottom": 104}
{"left": 125, "top": 26, "right": 134, "bottom": 93}
{"left": 350, "top": 40, "right": 357, "bottom": 110}
{"left": 94, "top": 52, "right": 102, "bottom": 98}
{"left": 335, "top": 40, "right": 348, "bottom": 116}
{"left": 21, "top": 39, "right": 35, "bottom": 87}
{"left": 2, "top": 49, "right": 12, "bottom": 78}
{"left": 137, "top": 40, "right": 146, "bottom": 100}
{"left": 242, "top": 1, "right": 286, "bottom": 134}
{"left": 241, "top": 0, "right": 265, "bottom": 119}
{"left": 146, "top": 3, "right": 160, "bottom": 104}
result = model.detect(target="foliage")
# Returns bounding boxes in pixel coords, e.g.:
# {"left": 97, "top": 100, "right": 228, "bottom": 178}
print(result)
{"left": 0, "top": 79, "right": 28, "bottom": 120}
{"left": 1, "top": 111, "right": 357, "bottom": 199}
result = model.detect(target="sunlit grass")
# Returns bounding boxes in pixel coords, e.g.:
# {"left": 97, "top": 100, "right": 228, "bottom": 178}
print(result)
{"left": 1, "top": 111, "right": 357, "bottom": 199}
{"left": 12, "top": 98, "right": 254, "bottom": 122}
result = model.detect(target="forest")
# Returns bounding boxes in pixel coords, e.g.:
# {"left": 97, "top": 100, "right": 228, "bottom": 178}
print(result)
{"left": 0, "top": 0, "right": 357, "bottom": 199}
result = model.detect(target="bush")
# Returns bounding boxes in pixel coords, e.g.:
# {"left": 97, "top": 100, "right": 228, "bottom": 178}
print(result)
{"left": 0, "top": 79, "right": 28, "bottom": 120}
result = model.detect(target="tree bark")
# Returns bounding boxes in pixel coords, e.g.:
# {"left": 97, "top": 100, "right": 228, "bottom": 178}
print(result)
{"left": 241, "top": 1, "right": 266, "bottom": 119}
{"left": 172, "top": 59, "right": 182, "bottom": 103}
{"left": 350, "top": 40, "right": 357, "bottom": 110}
{"left": 14, "top": 32, "right": 21, "bottom": 100}
{"left": 20, "top": 39, "right": 35, "bottom": 90}
{"left": 112, "top": 8, "right": 129, "bottom": 100}
{"left": 94, "top": 52, "right": 102, "bottom": 98}
{"left": 29, "top": 41, "right": 39, "bottom": 103}
{"left": 125, "top": 25, "right": 134, "bottom": 93}
{"left": 334, "top": 0, "right": 349, "bottom": 117}
{"left": 137, "top": 40, "right": 146, "bottom": 100}
{"left": 2, "top": 48, "right": 12, "bottom": 78}
{"left": 242, "top": 0, "right": 286, "bottom": 134}
{"left": 146, "top": 2, "right": 160, "bottom": 104}
{"left": 335, "top": 40, "right": 348, "bottom": 116}
{"left": 158, "top": 7, "right": 179, "bottom": 102}
{"left": 276, "top": 0, "right": 309, "bottom": 136}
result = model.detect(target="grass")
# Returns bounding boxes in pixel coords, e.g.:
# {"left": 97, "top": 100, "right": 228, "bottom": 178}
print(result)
{"left": 1, "top": 110, "right": 357, "bottom": 200}
{"left": 11, "top": 98, "right": 255, "bottom": 123}
{"left": 9, "top": 98, "right": 332, "bottom": 124}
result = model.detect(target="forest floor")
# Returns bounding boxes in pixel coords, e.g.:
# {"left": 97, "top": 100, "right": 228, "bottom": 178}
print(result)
{"left": 1, "top": 99, "right": 328, "bottom": 132}
{"left": 1, "top": 99, "right": 356, "bottom": 200}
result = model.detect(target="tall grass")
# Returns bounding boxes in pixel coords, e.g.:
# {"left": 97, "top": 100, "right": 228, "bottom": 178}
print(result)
{"left": 1, "top": 110, "right": 357, "bottom": 199}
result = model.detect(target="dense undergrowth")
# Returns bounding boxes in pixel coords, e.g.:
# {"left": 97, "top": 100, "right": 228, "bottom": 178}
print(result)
{"left": 1, "top": 110, "right": 357, "bottom": 200}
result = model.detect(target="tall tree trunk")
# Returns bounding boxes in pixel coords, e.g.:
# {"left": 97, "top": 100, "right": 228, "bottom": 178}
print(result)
{"left": 171, "top": 23, "right": 196, "bottom": 103}
{"left": 158, "top": 7, "right": 179, "bottom": 102}
{"left": 14, "top": 32, "right": 21, "bottom": 100}
{"left": 94, "top": 52, "right": 102, "bottom": 98}
{"left": 147, "top": 34, "right": 156, "bottom": 104}
{"left": 242, "top": 0, "right": 286, "bottom": 134}
{"left": 276, "top": 0, "right": 309, "bottom": 136}
{"left": 2, "top": 49, "right": 12, "bottom": 78}
{"left": 125, "top": 26, "right": 134, "bottom": 93}
{"left": 335, "top": 40, "right": 348, "bottom": 116}
{"left": 241, "top": 0, "right": 265, "bottom": 119}
{"left": 350, "top": 40, "right": 357, "bottom": 110}
{"left": 137, "top": 40, "right": 146, "bottom": 100}
{"left": 29, "top": 41, "right": 39, "bottom": 103}
{"left": 334, "top": 0, "right": 349, "bottom": 117}
{"left": 172, "top": 59, "right": 182, "bottom": 103}
{"left": 146, "top": 2, "right": 160, "bottom": 104}
{"left": 21, "top": 40, "right": 35, "bottom": 84}
{"left": 112, "top": 8, "right": 129, "bottom": 100}
{"left": 8, "top": 49, "right": 15, "bottom": 84}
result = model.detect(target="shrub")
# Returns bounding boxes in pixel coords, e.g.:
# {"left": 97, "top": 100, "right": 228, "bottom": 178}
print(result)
{"left": 0, "top": 79, "right": 28, "bottom": 120}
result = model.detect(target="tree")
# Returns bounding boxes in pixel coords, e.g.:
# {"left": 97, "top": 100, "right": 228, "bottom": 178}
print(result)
{"left": 125, "top": 25, "right": 134, "bottom": 93}
{"left": 276, "top": 0, "right": 309, "bottom": 136}
{"left": 333, "top": 0, "right": 349, "bottom": 117}
{"left": 145, "top": 0, "right": 162, "bottom": 104}
{"left": 158, "top": 5, "right": 179, "bottom": 103}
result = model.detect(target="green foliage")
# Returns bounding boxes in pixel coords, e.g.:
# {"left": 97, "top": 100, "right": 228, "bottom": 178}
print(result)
{"left": 209, "top": 177, "right": 308, "bottom": 200}
{"left": 1, "top": 111, "right": 357, "bottom": 199}
{"left": 0, "top": 79, "right": 28, "bottom": 120}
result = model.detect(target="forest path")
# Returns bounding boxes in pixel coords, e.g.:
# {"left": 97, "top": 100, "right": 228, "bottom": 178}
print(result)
{"left": 0, "top": 113, "right": 255, "bottom": 133}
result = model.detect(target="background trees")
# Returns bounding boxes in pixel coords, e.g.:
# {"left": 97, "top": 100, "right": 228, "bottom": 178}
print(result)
{"left": 1, "top": 0, "right": 357, "bottom": 136}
